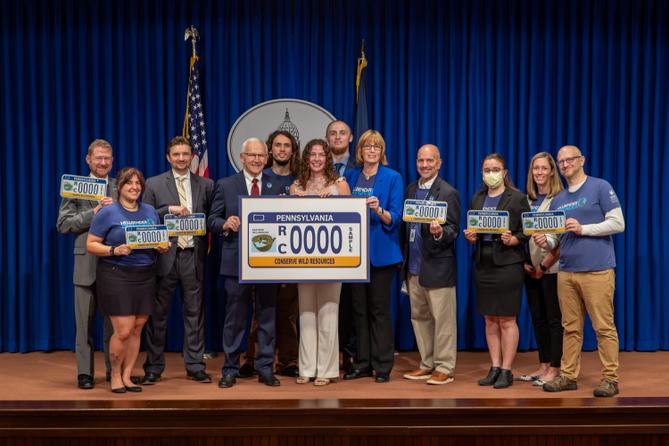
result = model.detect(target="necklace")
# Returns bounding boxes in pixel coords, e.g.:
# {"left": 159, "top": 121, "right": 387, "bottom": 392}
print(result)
{"left": 363, "top": 167, "right": 377, "bottom": 180}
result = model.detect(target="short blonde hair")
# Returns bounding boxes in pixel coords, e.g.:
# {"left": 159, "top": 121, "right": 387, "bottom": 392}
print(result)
{"left": 354, "top": 130, "right": 388, "bottom": 166}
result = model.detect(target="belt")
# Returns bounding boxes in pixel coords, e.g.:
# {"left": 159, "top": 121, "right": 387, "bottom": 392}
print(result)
{"left": 177, "top": 247, "right": 195, "bottom": 252}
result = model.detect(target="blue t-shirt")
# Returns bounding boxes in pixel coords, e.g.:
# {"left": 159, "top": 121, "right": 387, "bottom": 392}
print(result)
{"left": 481, "top": 193, "right": 502, "bottom": 242}
{"left": 408, "top": 188, "right": 430, "bottom": 275}
{"left": 352, "top": 174, "right": 375, "bottom": 197}
{"left": 549, "top": 176, "right": 621, "bottom": 272}
{"left": 89, "top": 202, "right": 160, "bottom": 267}
{"left": 262, "top": 168, "right": 294, "bottom": 195}
{"left": 531, "top": 194, "right": 546, "bottom": 212}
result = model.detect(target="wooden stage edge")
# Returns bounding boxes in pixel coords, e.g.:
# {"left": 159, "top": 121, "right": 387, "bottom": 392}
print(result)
{"left": 2, "top": 397, "right": 669, "bottom": 441}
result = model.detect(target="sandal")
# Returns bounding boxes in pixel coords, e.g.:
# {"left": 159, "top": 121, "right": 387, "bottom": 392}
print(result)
{"left": 314, "top": 378, "right": 331, "bottom": 386}
{"left": 296, "top": 376, "right": 311, "bottom": 384}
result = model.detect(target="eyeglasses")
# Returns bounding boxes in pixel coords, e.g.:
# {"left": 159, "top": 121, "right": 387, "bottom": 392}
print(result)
{"left": 556, "top": 156, "right": 582, "bottom": 167}
{"left": 91, "top": 156, "right": 112, "bottom": 162}
{"left": 363, "top": 144, "right": 382, "bottom": 152}
{"left": 243, "top": 152, "right": 268, "bottom": 160}
{"left": 482, "top": 168, "right": 504, "bottom": 174}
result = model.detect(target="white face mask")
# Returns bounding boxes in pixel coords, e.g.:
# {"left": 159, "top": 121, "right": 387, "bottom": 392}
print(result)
{"left": 483, "top": 171, "right": 504, "bottom": 188}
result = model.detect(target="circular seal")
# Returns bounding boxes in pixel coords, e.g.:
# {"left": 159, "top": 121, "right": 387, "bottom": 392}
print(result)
{"left": 227, "top": 98, "right": 336, "bottom": 172}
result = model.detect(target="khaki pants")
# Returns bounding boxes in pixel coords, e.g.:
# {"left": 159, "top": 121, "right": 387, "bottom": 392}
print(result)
{"left": 407, "top": 275, "right": 457, "bottom": 376}
{"left": 558, "top": 269, "right": 619, "bottom": 382}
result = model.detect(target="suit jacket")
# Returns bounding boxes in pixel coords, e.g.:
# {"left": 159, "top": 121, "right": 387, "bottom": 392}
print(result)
{"left": 207, "top": 171, "right": 280, "bottom": 277}
{"left": 142, "top": 171, "right": 214, "bottom": 280}
{"left": 470, "top": 188, "right": 530, "bottom": 266}
{"left": 56, "top": 177, "right": 117, "bottom": 286}
{"left": 401, "top": 176, "right": 461, "bottom": 288}
{"left": 344, "top": 164, "right": 404, "bottom": 267}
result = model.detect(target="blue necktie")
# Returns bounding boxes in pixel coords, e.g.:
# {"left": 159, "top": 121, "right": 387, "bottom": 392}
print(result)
{"left": 334, "top": 163, "right": 344, "bottom": 175}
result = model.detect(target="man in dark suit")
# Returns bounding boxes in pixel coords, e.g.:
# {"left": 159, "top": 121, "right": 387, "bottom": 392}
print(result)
{"left": 141, "top": 136, "right": 214, "bottom": 385}
{"left": 56, "top": 138, "right": 116, "bottom": 389}
{"left": 401, "top": 144, "right": 461, "bottom": 385}
{"left": 207, "top": 137, "right": 280, "bottom": 388}
{"left": 326, "top": 120, "right": 357, "bottom": 176}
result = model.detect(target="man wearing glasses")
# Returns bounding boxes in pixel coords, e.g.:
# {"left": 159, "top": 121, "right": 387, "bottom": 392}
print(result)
{"left": 534, "top": 145, "right": 625, "bottom": 397}
{"left": 207, "top": 138, "right": 281, "bottom": 389}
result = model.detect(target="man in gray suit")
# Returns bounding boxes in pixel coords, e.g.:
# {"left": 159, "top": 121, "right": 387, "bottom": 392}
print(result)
{"left": 56, "top": 138, "right": 116, "bottom": 389}
{"left": 142, "top": 136, "right": 214, "bottom": 385}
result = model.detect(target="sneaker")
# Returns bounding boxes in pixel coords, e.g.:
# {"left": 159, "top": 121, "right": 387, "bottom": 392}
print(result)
{"left": 478, "top": 367, "right": 501, "bottom": 386}
{"left": 403, "top": 368, "right": 433, "bottom": 380}
{"left": 593, "top": 379, "right": 619, "bottom": 397}
{"left": 543, "top": 375, "right": 577, "bottom": 392}
{"left": 426, "top": 371, "right": 454, "bottom": 385}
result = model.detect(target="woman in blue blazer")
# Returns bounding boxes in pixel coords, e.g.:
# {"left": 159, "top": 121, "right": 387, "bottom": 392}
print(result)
{"left": 343, "top": 130, "right": 403, "bottom": 383}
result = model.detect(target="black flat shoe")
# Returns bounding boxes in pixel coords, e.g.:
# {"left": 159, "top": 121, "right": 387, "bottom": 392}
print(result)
{"left": 108, "top": 372, "right": 141, "bottom": 385}
{"left": 124, "top": 385, "right": 143, "bottom": 392}
{"left": 493, "top": 369, "right": 513, "bottom": 389}
{"left": 77, "top": 374, "right": 94, "bottom": 390}
{"left": 343, "top": 368, "right": 374, "bottom": 380}
{"left": 187, "top": 370, "right": 212, "bottom": 383}
{"left": 375, "top": 373, "right": 390, "bottom": 383}
{"left": 258, "top": 373, "right": 281, "bottom": 387}
{"left": 141, "top": 372, "right": 161, "bottom": 385}
{"left": 111, "top": 387, "right": 126, "bottom": 394}
{"left": 478, "top": 367, "right": 501, "bottom": 386}
{"left": 218, "top": 375, "right": 236, "bottom": 388}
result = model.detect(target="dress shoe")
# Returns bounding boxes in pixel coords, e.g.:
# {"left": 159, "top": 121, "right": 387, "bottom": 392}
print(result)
{"left": 258, "top": 373, "right": 281, "bottom": 387}
{"left": 478, "top": 367, "right": 501, "bottom": 386}
{"left": 238, "top": 362, "right": 255, "bottom": 378}
{"left": 141, "top": 372, "right": 161, "bottom": 385}
{"left": 111, "top": 387, "right": 126, "bottom": 394}
{"left": 427, "top": 371, "right": 454, "bottom": 385}
{"left": 278, "top": 364, "right": 299, "bottom": 377}
{"left": 187, "top": 370, "right": 212, "bottom": 383}
{"left": 403, "top": 368, "right": 433, "bottom": 381}
{"left": 124, "top": 385, "right": 143, "bottom": 392}
{"left": 343, "top": 368, "right": 373, "bottom": 380}
{"left": 493, "top": 369, "right": 513, "bottom": 389}
{"left": 108, "top": 372, "right": 141, "bottom": 385}
{"left": 375, "top": 373, "right": 390, "bottom": 383}
{"left": 218, "top": 375, "right": 236, "bottom": 388}
{"left": 77, "top": 374, "right": 94, "bottom": 390}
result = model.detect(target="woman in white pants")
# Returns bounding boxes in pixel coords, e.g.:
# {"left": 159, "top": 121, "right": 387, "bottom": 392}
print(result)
{"left": 290, "top": 139, "right": 350, "bottom": 386}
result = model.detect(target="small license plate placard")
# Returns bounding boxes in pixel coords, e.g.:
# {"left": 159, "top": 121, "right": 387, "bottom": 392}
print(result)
{"left": 522, "top": 211, "right": 566, "bottom": 234}
{"left": 124, "top": 225, "right": 169, "bottom": 249}
{"left": 164, "top": 213, "right": 206, "bottom": 236}
{"left": 60, "top": 174, "right": 107, "bottom": 201}
{"left": 402, "top": 199, "right": 448, "bottom": 224}
{"left": 466, "top": 210, "right": 510, "bottom": 234}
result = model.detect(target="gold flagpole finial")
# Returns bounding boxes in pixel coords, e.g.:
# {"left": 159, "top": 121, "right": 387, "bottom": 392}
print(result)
{"left": 184, "top": 26, "right": 200, "bottom": 59}
{"left": 356, "top": 39, "right": 367, "bottom": 102}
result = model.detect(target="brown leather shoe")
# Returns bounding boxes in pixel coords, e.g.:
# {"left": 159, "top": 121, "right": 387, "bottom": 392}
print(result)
{"left": 426, "top": 371, "right": 454, "bottom": 385}
{"left": 403, "top": 368, "right": 433, "bottom": 380}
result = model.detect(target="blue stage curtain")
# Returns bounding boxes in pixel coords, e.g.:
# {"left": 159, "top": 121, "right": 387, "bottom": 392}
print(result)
{"left": 1, "top": 0, "right": 667, "bottom": 353}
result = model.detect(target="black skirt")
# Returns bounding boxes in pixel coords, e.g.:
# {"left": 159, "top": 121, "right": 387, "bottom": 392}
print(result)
{"left": 475, "top": 243, "right": 524, "bottom": 317}
{"left": 96, "top": 261, "right": 156, "bottom": 316}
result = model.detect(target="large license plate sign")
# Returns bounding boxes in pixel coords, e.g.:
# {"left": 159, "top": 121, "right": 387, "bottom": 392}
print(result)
{"left": 124, "top": 225, "right": 169, "bottom": 249}
{"left": 164, "top": 213, "right": 206, "bottom": 236}
{"left": 466, "top": 210, "right": 509, "bottom": 234}
{"left": 60, "top": 174, "right": 107, "bottom": 201}
{"left": 522, "top": 211, "right": 566, "bottom": 234}
{"left": 402, "top": 199, "right": 448, "bottom": 224}
{"left": 240, "top": 197, "right": 369, "bottom": 283}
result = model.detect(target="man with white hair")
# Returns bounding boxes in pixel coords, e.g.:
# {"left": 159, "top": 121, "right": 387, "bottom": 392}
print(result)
{"left": 208, "top": 138, "right": 281, "bottom": 389}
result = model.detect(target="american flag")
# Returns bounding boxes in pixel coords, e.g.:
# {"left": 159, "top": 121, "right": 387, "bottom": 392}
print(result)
{"left": 185, "top": 55, "right": 209, "bottom": 178}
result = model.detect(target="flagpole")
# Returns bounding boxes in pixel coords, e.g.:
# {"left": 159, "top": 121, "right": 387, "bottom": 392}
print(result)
{"left": 183, "top": 26, "right": 200, "bottom": 138}
{"left": 356, "top": 39, "right": 367, "bottom": 104}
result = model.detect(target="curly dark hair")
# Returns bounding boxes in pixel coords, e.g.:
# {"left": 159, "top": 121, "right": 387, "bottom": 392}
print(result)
{"left": 264, "top": 130, "right": 300, "bottom": 176}
{"left": 296, "top": 139, "right": 338, "bottom": 191}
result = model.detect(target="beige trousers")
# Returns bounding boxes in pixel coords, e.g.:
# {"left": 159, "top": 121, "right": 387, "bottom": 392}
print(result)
{"left": 408, "top": 275, "right": 457, "bottom": 376}
{"left": 557, "top": 269, "right": 619, "bottom": 382}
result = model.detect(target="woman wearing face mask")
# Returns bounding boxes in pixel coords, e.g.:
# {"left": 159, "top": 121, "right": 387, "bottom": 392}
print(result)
{"left": 463, "top": 153, "right": 530, "bottom": 389}
{"left": 517, "top": 152, "right": 563, "bottom": 386}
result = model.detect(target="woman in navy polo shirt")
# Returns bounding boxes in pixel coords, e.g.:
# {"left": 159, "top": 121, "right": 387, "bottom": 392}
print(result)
{"left": 344, "top": 130, "right": 403, "bottom": 383}
{"left": 86, "top": 167, "right": 167, "bottom": 393}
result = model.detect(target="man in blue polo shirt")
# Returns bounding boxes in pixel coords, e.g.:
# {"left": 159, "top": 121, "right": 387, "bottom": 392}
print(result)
{"left": 535, "top": 145, "right": 625, "bottom": 397}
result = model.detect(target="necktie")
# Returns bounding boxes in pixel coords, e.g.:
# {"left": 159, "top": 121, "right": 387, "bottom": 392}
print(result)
{"left": 176, "top": 177, "right": 191, "bottom": 249}
{"left": 334, "top": 163, "right": 344, "bottom": 175}
{"left": 251, "top": 178, "right": 260, "bottom": 196}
